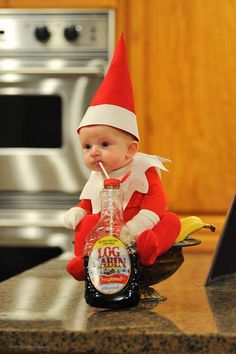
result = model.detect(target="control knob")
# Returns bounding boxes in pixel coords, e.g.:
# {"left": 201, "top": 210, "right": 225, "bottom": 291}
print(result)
{"left": 35, "top": 26, "right": 51, "bottom": 42}
{"left": 64, "top": 25, "right": 80, "bottom": 41}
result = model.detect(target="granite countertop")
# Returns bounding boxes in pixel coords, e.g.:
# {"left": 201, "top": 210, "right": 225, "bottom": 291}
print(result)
{"left": 0, "top": 250, "right": 235, "bottom": 354}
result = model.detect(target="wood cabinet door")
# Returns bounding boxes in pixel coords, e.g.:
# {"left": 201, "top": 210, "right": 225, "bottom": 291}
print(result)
{"left": 119, "top": 0, "right": 236, "bottom": 214}
{"left": 0, "top": 0, "right": 8, "bottom": 6}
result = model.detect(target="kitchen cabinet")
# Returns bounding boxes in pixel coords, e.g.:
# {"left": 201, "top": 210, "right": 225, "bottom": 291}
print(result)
{"left": 120, "top": 1, "right": 236, "bottom": 217}
{"left": 0, "top": 0, "right": 8, "bottom": 6}
{"left": 6, "top": 0, "right": 119, "bottom": 8}
{"left": 1, "top": 1, "right": 235, "bottom": 218}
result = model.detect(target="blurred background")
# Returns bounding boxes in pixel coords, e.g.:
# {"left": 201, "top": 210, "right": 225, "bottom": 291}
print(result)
{"left": 0, "top": 0, "right": 235, "bottom": 258}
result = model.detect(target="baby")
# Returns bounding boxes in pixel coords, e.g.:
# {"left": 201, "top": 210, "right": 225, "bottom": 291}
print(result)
{"left": 64, "top": 34, "right": 181, "bottom": 281}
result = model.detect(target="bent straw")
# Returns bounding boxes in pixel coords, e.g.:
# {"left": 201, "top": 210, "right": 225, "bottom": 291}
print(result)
{"left": 98, "top": 162, "right": 110, "bottom": 178}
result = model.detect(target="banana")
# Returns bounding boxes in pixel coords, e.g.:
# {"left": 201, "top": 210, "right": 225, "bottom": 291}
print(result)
{"left": 175, "top": 216, "right": 216, "bottom": 243}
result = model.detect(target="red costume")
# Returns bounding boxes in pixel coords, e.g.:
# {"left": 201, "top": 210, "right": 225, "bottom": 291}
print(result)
{"left": 65, "top": 34, "right": 180, "bottom": 281}
{"left": 66, "top": 153, "right": 181, "bottom": 281}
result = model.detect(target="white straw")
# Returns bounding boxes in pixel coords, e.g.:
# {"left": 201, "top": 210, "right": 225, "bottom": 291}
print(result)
{"left": 98, "top": 162, "right": 110, "bottom": 178}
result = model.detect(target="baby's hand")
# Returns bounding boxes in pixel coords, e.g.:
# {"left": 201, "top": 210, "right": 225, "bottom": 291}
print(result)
{"left": 64, "top": 207, "right": 86, "bottom": 230}
{"left": 120, "top": 225, "right": 136, "bottom": 245}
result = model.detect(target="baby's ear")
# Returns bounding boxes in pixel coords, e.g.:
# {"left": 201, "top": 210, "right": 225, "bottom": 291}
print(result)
{"left": 127, "top": 140, "right": 139, "bottom": 159}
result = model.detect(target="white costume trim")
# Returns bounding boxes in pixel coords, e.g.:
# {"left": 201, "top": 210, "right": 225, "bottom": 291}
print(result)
{"left": 79, "top": 152, "right": 170, "bottom": 214}
{"left": 77, "top": 104, "right": 139, "bottom": 141}
{"left": 126, "top": 209, "right": 160, "bottom": 236}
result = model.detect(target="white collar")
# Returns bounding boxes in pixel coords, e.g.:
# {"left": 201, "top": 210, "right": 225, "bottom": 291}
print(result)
{"left": 80, "top": 152, "right": 170, "bottom": 213}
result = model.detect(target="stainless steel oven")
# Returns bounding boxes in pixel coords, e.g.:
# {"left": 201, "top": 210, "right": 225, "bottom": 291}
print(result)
{"left": 0, "top": 9, "right": 114, "bottom": 193}
{"left": 0, "top": 9, "right": 115, "bottom": 275}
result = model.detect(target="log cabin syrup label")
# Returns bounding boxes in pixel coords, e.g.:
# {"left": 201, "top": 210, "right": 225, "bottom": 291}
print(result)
{"left": 88, "top": 236, "right": 131, "bottom": 294}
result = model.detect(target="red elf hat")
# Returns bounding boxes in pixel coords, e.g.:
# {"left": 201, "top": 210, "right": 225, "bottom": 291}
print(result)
{"left": 77, "top": 33, "right": 139, "bottom": 141}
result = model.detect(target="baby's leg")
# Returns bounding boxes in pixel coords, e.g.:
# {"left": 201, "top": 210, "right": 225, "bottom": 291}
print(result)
{"left": 136, "top": 212, "right": 181, "bottom": 266}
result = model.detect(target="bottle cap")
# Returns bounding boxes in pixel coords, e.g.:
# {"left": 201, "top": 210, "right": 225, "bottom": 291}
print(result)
{"left": 104, "top": 178, "right": 121, "bottom": 188}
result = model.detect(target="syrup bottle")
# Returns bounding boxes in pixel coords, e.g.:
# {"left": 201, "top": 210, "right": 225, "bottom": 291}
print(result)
{"left": 84, "top": 178, "right": 140, "bottom": 308}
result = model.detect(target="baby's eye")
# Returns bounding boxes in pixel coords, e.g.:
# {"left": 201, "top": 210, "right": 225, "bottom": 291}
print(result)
{"left": 101, "top": 141, "right": 109, "bottom": 147}
{"left": 84, "top": 144, "right": 91, "bottom": 149}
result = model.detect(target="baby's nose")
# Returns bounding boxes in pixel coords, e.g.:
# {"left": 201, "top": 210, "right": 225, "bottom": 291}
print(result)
{"left": 90, "top": 145, "right": 100, "bottom": 156}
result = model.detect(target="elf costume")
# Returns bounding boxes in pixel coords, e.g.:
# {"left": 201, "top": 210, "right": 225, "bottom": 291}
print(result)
{"left": 65, "top": 33, "right": 181, "bottom": 281}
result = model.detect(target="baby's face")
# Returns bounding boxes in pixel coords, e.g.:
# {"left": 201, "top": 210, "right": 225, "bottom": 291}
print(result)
{"left": 79, "top": 125, "right": 137, "bottom": 173}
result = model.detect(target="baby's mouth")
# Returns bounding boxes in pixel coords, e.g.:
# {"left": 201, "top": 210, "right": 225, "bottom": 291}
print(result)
{"left": 91, "top": 160, "right": 102, "bottom": 169}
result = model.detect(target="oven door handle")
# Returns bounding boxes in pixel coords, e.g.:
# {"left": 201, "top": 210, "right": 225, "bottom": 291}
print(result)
{"left": 0, "top": 67, "right": 105, "bottom": 75}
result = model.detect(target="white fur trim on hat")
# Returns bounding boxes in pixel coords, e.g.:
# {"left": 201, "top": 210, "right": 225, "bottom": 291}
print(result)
{"left": 78, "top": 104, "right": 139, "bottom": 141}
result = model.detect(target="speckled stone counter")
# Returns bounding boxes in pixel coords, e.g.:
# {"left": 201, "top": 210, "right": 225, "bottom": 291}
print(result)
{"left": 0, "top": 251, "right": 235, "bottom": 354}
